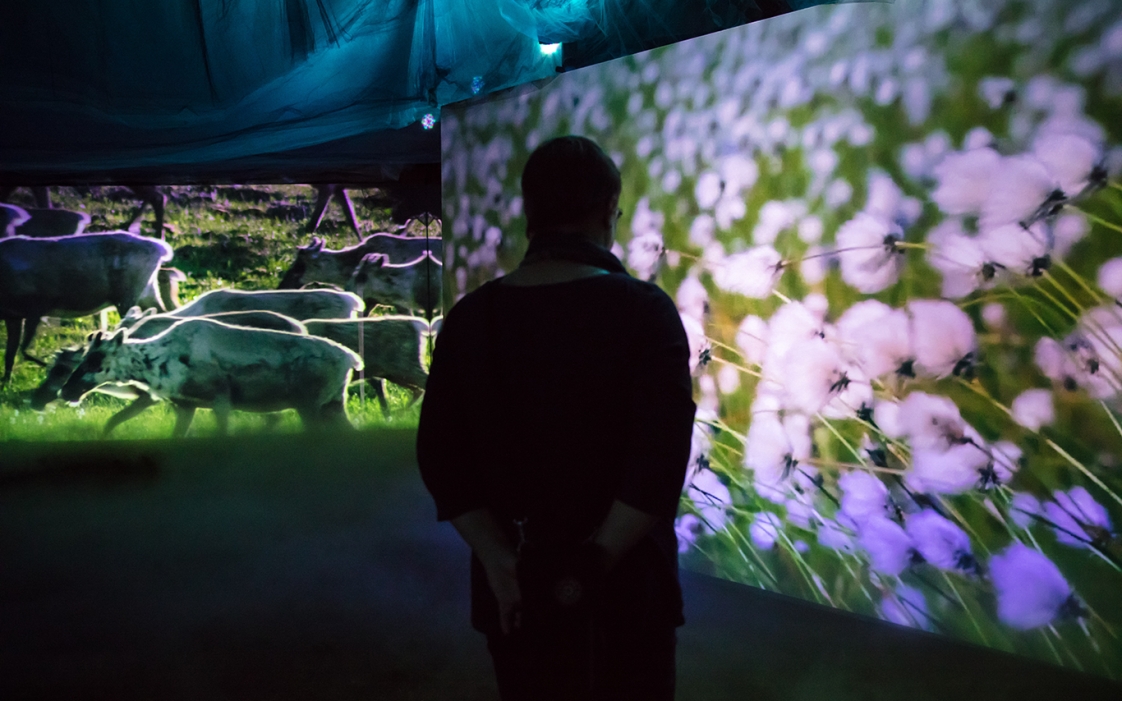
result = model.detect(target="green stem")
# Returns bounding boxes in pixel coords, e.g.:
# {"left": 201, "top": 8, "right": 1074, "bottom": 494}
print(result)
{"left": 1054, "top": 259, "right": 1107, "bottom": 306}
{"left": 1044, "top": 437, "right": 1122, "bottom": 511}
{"left": 1005, "top": 287, "right": 1060, "bottom": 337}
{"left": 711, "top": 355, "right": 763, "bottom": 379}
{"left": 941, "top": 572, "right": 989, "bottom": 647}
{"left": 1074, "top": 206, "right": 1122, "bottom": 235}
{"left": 817, "top": 414, "right": 870, "bottom": 467}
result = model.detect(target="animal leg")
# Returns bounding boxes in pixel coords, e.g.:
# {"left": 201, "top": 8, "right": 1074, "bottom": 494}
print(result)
{"left": 403, "top": 386, "right": 425, "bottom": 410}
{"left": 334, "top": 187, "right": 362, "bottom": 240}
{"left": 123, "top": 201, "right": 149, "bottom": 234}
{"left": 306, "top": 184, "right": 334, "bottom": 234}
{"left": 19, "top": 316, "right": 47, "bottom": 367}
{"left": 213, "top": 397, "right": 232, "bottom": 436}
{"left": 368, "top": 377, "right": 391, "bottom": 417}
{"left": 171, "top": 405, "right": 197, "bottom": 438}
{"left": 2, "top": 317, "right": 22, "bottom": 385}
{"left": 102, "top": 393, "right": 158, "bottom": 437}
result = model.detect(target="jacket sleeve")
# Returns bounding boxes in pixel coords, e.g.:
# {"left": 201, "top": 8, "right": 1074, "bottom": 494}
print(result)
{"left": 616, "top": 283, "right": 697, "bottom": 519}
{"left": 415, "top": 296, "right": 490, "bottom": 521}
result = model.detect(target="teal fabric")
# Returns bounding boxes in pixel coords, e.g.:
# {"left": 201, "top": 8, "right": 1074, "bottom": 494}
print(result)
{"left": 0, "top": 1, "right": 859, "bottom": 179}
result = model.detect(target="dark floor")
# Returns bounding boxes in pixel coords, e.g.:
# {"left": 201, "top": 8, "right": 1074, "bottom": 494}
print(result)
{"left": 0, "top": 431, "right": 1118, "bottom": 701}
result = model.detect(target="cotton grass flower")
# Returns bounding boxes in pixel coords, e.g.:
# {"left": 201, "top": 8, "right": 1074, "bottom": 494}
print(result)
{"left": 1044, "top": 486, "right": 1114, "bottom": 550}
{"left": 980, "top": 155, "right": 1062, "bottom": 231}
{"left": 839, "top": 470, "right": 890, "bottom": 525}
{"left": 990, "top": 543, "right": 1081, "bottom": 630}
{"left": 689, "top": 468, "right": 732, "bottom": 531}
{"left": 976, "top": 221, "right": 1052, "bottom": 277}
{"left": 931, "top": 148, "right": 1000, "bottom": 216}
{"left": 1032, "top": 130, "right": 1104, "bottom": 197}
{"left": 711, "top": 246, "right": 784, "bottom": 299}
{"left": 881, "top": 584, "right": 931, "bottom": 630}
{"left": 750, "top": 512, "right": 783, "bottom": 550}
{"left": 1011, "top": 389, "right": 1055, "bottom": 430}
{"left": 926, "top": 219, "right": 990, "bottom": 298}
{"left": 906, "top": 509, "right": 976, "bottom": 572}
{"left": 907, "top": 300, "right": 977, "bottom": 378}
{"left": 744, "top": 411, "right": 812, "bottom": 494}
{"left": 858, "top": 516, "right": 916, "bottom": 576}
{"left": 627, "top": 230, "right": 664, "bottom": 281}
{"left": 1097, "top": 257, "right": 1122, "bottom": 298}
{"left": 836, "top": 212, "right": 906, "bottom": 294}
{"left": 735, "top": 314, "right": 768, "bottom": 366}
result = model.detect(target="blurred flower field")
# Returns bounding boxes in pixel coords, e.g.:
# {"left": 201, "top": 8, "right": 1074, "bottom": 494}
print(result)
{"left": 443, "top": 0, "right": 1122, "bottom": 675}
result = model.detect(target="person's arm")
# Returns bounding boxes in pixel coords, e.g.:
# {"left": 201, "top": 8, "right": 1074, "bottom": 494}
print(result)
{"left": 607, "top": 285, "right": 697, "bottom": 558}
{"left": 591, "top": 499, "right": 659, "bottom": 570}
{"left": 450, "top": 508, "right": 522, "bottom": 635}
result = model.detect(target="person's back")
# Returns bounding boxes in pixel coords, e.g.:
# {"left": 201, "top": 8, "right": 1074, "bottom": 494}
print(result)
{"left": 416, "top": 136, "right": 695, "bottom": 701}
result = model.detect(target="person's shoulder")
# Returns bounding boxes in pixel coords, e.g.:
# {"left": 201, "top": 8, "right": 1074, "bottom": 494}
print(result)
{"left": 607, "top": 273, "right": 678, "bottom": 313}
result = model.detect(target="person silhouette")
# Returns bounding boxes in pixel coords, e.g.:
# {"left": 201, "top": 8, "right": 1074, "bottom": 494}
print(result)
{"left": 417, "top": 135, "right": 696, "bottom": 700}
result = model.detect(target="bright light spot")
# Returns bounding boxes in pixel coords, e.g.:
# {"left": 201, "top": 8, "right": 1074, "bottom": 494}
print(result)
{"left": 421, "top": 113, "right": 436, "bottom": 130}
{"left": 471, "top": 76, "right": 484, "bottom": 94}
{"left": 540, "top": 43, "right": 561, "bottom": 56}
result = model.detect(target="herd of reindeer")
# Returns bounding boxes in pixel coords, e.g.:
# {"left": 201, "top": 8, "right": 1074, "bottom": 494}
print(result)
{"left": 0, "top": 185, "right": 443, "bottom": 437}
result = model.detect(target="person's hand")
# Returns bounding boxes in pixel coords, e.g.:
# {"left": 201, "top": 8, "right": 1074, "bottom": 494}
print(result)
{"left": 480, "top": 549, "right": 522, "bottom": 635}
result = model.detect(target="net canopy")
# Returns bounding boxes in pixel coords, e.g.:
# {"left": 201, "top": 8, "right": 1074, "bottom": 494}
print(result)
{"left": 0, "top": 0, "right": 862, "bottom": 183}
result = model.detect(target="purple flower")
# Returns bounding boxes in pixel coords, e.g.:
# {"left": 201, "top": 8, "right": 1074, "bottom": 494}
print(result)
{"left": 839, "top": 470, "right": 890, "bottom": 525}
{"left": 906, "top": 509, "right": 976, "bottom": 572}
{"left": 880, "top": 584, "right": 932, "bottom": 631}
{"left": 858, "top": 516, "right": 916, "bottom": 575}
{"left": 1044, "top": 486, "right": 1114, "bottom": 549}
{"left": 990, "top": 544, "right": 1079, "bottom": 630}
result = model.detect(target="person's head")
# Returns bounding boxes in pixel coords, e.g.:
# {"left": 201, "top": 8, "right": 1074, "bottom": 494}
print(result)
{"left": 521, "top": 135, "right": 622, "bottom": 248}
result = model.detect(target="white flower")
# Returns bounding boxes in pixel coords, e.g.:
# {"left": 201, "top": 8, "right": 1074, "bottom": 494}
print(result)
{"left": 1044, "top": 486, "right": 1113, "bottom": 549}
{"left": 628, "top": 231, "right": 664, "bottom": 281}
{"left": 750, "top": 512, "right": 783, "bottom": 550}
{"left": 711, "top": 246, "right": 784, "bottom": 299}
{"left": 715, "top": 194, "right": 748, "bottom": 230}
{"left": 763, "top": 301, "right": 824, "bottom": 371}
{"left": 839, "top": 470, "right": 889, "bottom": 526}
{"left": 926, "top": 219, "right": 989, "bottom": 299}
{"left": 1011, "top": 389, "right": 1055, "bottom": 430}
{"left": 978, "top": 76, "right": 1016, "bottom": 109}
{"left": 798, "top": 216, "right": 824, "bottom": 244}
{"left": 818, "top": 519, "right": 856, "bottom": 553}
{"left": 689, "top": 214, "right": 715, "bottom": 247}
{"left": 988, "top": 441, "right": 1023, "bottom": 487}
{"left": 963, "top": 126, "right": 994, "bottom": 151}
{"left": 753, "top": 200, "right": 801, "bottom": 246}
{"left": 841, "top": 303, "right": 913, "bottom": 379}
{"left": 1097, "top": 257, "right": 1122, "bottom": 298}
{"left": 780, "top": 337, "right": 846, "bottom": 414}
{"left": 881, "top": 584, "right": 931, "bottom": 630}
{"left": 825, "top": 179, "right": 854, "bottom": 208}
{"left": 1032, "top": 131, "right": 1103, "bottom": 197}
{"left": 744, "top": 412, "right": 812, "bottom": 492}
{"left": 898, "top": 392, "right": 990, "bottom": 494}
{"left": 931, "top": 148, "right": 1001, "bottom": 216}
{"left": 719, "top": 153, "right": 759, "bottom": 195}
{"left": 675, "top": 514, "right": 701, "bottom": 553}
{"left": 990, "top": 544, "right": 1078, "bottom": 630}
{"left": 717, "top": 364, "right": 741, "bottom": 395}
{"left": 907, "top": 300, "right": 977, "bottom": 378}
{"left": 836, "top": 212, "right": 905, "bottom": 294}
{"left": 799, "top": 246, "right": 829, "bottom": 285}
{"left": 977, "top": 221, "right": 1052, "bottom": 278}
{"left": 676, "top": 275, "right": 708, "bottom": 321}
{"left": 858, "top": 516, "right": 915, "bottom": 575}
{"left": 864, "top": 171, "right": 905, "bottom": 224}
{"left": 980, "top": 155, "right": 1061, "bottom": 231}
{"left": 906, "top": 509, "right": 975, "bottom": 572}
{"left": 695, "top": 171, "right": 723, "bottom": 209}
{"left": 680, "top": 314, "right": 710, "bottom": 374}
{"left": 982, "top": 303, "right": 1006, "bottom": 330}
{"left": 873, "top": 400, "right": 903, "bottom": 439}
{"left": 689, "top": 468, "right": 731, "bottom": 531}
{"left": 735, "top": 314, "right": 768, "bottom": 366}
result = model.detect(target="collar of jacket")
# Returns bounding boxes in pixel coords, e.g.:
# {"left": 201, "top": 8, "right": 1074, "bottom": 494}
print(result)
{"left": 521, "top": 233, "right": 629, "bottom": 275}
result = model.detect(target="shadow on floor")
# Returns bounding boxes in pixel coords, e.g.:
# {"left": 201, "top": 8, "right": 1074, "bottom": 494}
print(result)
{"left": 0, "top": 431, "right": 1117, "bottom": 700}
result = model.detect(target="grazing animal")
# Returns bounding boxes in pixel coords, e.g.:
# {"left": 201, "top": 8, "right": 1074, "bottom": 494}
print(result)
{"left": 60, "top": 319, "right": 362, "bottom": 436}
{"left": 304, "top": 316, "right": 430, "bottom": 416}
{"left": 121, "top": 185, "right": 169, "bottom": 239}
{"left": 31, "top": 311, "right": 308, "bottom": 435}
{"left": 137, "top": 267, "right": 187, "bottom": 311}
{"left": 277, "top": 229, "right": 443, "bottom": 290}
{"left": 119, "top": 288, "right": 362, "bottom": 331}
{"left": 0, "top": 204, "right": 30, "bottom": 236}
{"left": 0, "top": 232, "right": 172, "bottom": 384}
{"left": 347, "top": 252, "right": 442, "bottom": 318}
{"left": 8, "top": 208, "right": 91, "bottom": 238}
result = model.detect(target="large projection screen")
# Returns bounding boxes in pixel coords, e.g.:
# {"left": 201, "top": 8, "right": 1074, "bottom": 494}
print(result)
{"left": 441, "top": 0, "right": 1122, "bottom": 675}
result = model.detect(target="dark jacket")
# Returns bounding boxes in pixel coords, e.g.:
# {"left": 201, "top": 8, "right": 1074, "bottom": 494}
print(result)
{"left": 416, "top": 243, "right": 696, "bottom": 633}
